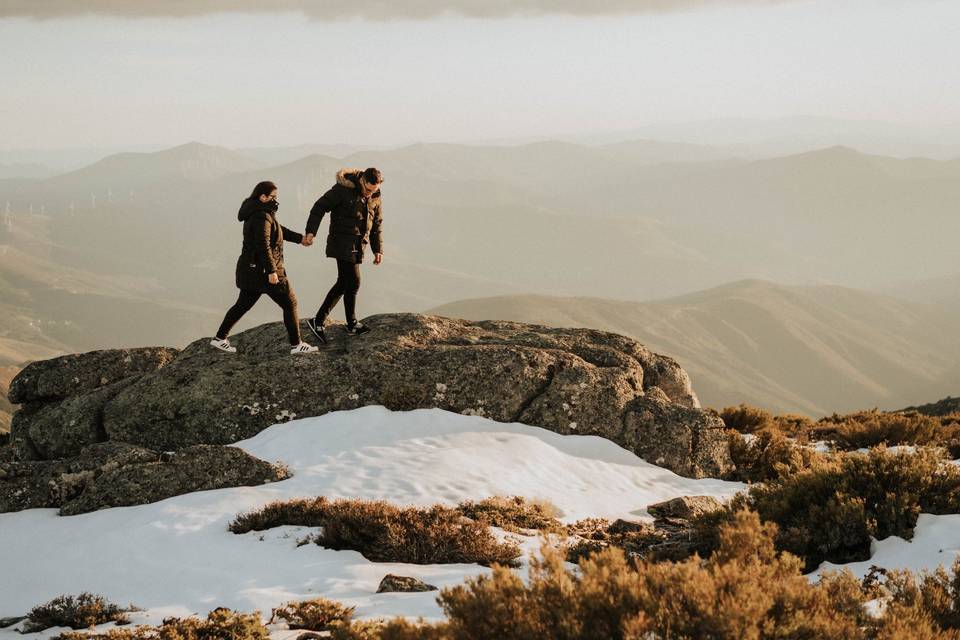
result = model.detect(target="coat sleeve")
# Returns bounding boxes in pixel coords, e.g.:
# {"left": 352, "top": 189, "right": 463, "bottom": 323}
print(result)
{"left": 281, "top": 225, "right": 303, "bottom": 244}
{"left": 370, "top": 200, "right": 383, "bottom": 254}
{"left": 254, "top": 214, "right": 278, "bottom": 274}
{"left": 305, "top": 186, "right": 339, "bottom": 236}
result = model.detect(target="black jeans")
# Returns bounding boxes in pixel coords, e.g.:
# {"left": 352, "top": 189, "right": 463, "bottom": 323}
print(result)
{"left": 316, "top": 259, "right": 361, "bottom": 326}
{"left": 216, "top": 284, "right": 301, "bottom": 345}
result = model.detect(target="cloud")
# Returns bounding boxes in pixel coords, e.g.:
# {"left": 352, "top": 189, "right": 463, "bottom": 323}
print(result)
{"left": 3, "top": 0, "right": 808, "bottom": 21}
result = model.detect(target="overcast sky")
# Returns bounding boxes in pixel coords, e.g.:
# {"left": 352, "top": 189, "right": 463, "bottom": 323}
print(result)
{"left": 1, "top": 0, "right": 957, "bottom": 150}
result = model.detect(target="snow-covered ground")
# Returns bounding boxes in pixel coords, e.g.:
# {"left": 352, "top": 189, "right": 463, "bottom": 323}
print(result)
{"left": 817, "top": 513, "right": 960, "bottom": 579}
{"left": 0, "top": 406, "right": 742, "bottom": 637}
{"left": 3, "top": 405, "right": 959, "bottom": 638}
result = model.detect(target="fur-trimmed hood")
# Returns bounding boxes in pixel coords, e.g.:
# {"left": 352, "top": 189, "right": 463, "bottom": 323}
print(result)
{"left": 336, "top": 167, "right": 362, "bottom": 188}
{"left": 237, "top": 196, "right": 276, "bottom": 222}
{"left": 336, "top": 168, "right": 381, "bottom": 197}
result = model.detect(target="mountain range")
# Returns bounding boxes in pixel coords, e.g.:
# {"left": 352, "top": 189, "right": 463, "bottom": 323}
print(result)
{"left": 0, "top": 137, "right": 957, "bottom": 420}
{"left": 430, "top": 280, "right": 960, "bottom": 416}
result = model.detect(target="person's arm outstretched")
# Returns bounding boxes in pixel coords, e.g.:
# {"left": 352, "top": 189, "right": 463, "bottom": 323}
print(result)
{"left": 304, "top": 186, "right": 340, "bottom": 244}
{"left": 281, "top": 225, "right": 304, "bottom": 245}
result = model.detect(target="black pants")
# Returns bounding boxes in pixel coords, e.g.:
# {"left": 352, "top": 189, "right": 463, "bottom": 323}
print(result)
{"left": 316, "top": 259, "right": 361, "bottom": 326}
{"left": 216, "top": 284, "right": 301, "bottom": 345}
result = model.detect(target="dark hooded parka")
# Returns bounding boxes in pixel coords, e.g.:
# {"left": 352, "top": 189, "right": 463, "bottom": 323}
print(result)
{"left": 235, "top": 197, "right": 304, "bottom": 291}
{"left": 305, "top": 168, "right": 383, "bottom": 264}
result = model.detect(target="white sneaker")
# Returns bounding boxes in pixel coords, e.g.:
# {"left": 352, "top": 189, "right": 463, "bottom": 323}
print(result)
{"left": 290, "top": 342, "right": 319, "bottom": 354}
{"left": 210, "top": 338, "right": 237, "bottom": 353}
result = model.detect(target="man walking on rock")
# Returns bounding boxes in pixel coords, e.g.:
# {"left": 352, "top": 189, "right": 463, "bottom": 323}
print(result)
{"left": 303, "top": 167, "right": 384, "bottom": 343}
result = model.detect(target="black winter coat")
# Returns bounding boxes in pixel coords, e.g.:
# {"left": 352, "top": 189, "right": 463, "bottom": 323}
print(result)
{"left": 305, "top": 169, "right": 383, "bottom": 264}
{"left": 235, "top": 197, "right": 303, "bottom": 292}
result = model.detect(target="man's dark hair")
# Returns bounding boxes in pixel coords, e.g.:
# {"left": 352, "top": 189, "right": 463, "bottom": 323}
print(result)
{"left": 362, "top": 167, "right": 383, "bottom": 185}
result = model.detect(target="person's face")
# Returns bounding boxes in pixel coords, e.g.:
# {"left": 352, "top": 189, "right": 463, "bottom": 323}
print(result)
{"left": 259, "top": 190, "right": 278, "bottom": 203}
{"left": 360, "top": 178, "right": 379, "bottom": 197}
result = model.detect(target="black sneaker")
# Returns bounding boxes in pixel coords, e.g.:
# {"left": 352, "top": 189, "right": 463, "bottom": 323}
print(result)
{"left": 345, "top": 321, "right": 370, "bottom": 336}
{"left": 305, "top": 318, "right": 328, "bottom": 344}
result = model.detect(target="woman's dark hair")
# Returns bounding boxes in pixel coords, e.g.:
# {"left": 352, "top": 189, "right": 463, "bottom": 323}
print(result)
{"left": 250, "top": 181, "right": 277, "bottom": 199}
{"left": 362, "top": 168, "right": 383, "bottom": 185}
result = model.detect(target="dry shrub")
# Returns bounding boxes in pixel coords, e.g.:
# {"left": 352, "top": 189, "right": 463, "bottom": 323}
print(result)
{"left": 53, "top": 608, "right": 268, "bottom": 640}
{"left": 270, "top": 597, "right": 354, "bottom": 631}
{"left": 231, "top": 497, "right": 521, "bottom": 566}
{"left": 563, "top": 518, "right": 667, "bottom": 564}
{"left": 699, "top": 447, "right": 960, "bottom": 569}
{"left": 321, "top": 499, "right": 520, "bottom": 566}
{"left": 456, "top": 495, "right": 563, "bottom": 533}
{"left": 812, "top": 410, "right": 960, "bottom": 452}
{"left": 54, "top": 630, "right": 139, "bottom": 640}
{"left": 727, "top": 428, "right": 825, "bottom": 482}
{"left": 25, "top": 593, "right": 134, "bottom": 632}
{"left": 720, "top": 404, "right": 775, "bottom": 433}
{"left": 720, "top": 403, "right": 960, "bottom": 455}
{"left": 371, "top": 510, "right": 872, "bottom": 640}
{"left": 883, "top": 560, "right": 960, "bottom": 631}
{"left": 229, "top": 496, "right": 329, "bottom": 533}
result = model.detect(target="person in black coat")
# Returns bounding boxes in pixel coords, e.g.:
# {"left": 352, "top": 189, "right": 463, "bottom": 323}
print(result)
{"left": 302, "top": 167, "right": 384, "bottom": 342}
{"left": 211, "top": 181, "right": 318, "bottom": 354}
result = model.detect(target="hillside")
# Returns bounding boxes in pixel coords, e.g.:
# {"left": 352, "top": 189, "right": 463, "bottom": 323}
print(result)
{"left": 430, "top": 280, "right": 960, "bottom": 416}
{"left": 2, "top": 141, "right": 959, "bottom": 371}
{"left": 4, "top": 141, "right": 959, "bottom": 306}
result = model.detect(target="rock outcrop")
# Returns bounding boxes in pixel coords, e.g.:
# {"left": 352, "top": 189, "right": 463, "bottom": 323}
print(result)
{"left": 0, "top": 441, "right": 288, "bottom": 515}
{"left": 376, "top": 574, "right": 438, "bottom": 593}
{"left": 2, "top": 313, "right": 734, "bottom": 513}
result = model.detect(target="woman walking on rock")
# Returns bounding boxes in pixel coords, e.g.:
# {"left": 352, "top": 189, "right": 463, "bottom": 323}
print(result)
{"left": 211, "top": 181, "right": 318, "bottom": 354}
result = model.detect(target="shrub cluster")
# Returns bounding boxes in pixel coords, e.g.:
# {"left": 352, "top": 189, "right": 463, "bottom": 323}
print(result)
{"left": 563, "top": 518, "right": 668, "bottom": 564}
{"left": 719, "top": 403, "right": 960, "bottom": 455}
{"left": 52, "top": 608, "right": 268, "bottom": 640}
{"left": 357, "top": 510, "right": 960, "bottom": 640}
{"left": 270, "top": 597, "right": 354, "bottom": 631}
{"left": 230, "top": 496, "right": 521, "bottom": 566}
{"left": 46, "top": 510, "right": 960, "bottom": 640}
{"left": 726, "top": 428, "right": 826, "bottom": 482}
{"left": 25, "top": 593, "right": 134, "bottom": 633}
{"left": 456, "top": 495, "right": 563, "bottom": 533}
{"left": 698, "top": 447, "right": 960, "bottom": 570}
{"left": 812, "top": 410, "right": 960, "bottom": 454}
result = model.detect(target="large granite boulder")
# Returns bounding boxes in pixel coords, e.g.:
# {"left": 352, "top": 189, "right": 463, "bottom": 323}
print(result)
{"left": 0, "top": 441, "right": 288, "bottom": 515}
{"left": 2, "top": 313, "right": 733, "bottom": 514}
{"left": 7, "top": 347, "right": 179, "bottom": 462}
{"left": 8, "top": 347, "right": 178, "bottom": 404}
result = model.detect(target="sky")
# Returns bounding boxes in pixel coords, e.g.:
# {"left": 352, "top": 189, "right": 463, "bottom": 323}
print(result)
{"left": 1, "top": 0, "right": 958, "bottom": 150}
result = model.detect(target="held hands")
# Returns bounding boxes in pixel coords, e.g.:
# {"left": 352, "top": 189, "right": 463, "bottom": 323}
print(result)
{"left": 374, "top": 253, "right": 383, "bottom": 265}
{"left": 268, "top": 272, "right": 279, "bottom": 285}
{"left": 302, "top": 234, "right": 315, "bottom": 247}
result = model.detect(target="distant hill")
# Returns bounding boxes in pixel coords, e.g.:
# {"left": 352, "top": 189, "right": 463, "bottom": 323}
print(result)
{"left": 898, "top": 396, "right": 960, "bottom": 417}
{"left": 430, "top": 280, "right": 960, "bottom": 416}
{"left": 0, "top": 162, "right": 56, "bottom": 180}
{"left": 2, "top": 141, "right": 959, "bottom": 367}
{"left": 882, "top": 274, "right": 960, "bottom": 313}
{"left": 33, "top": 141, "right": 263, "bottom": 198}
